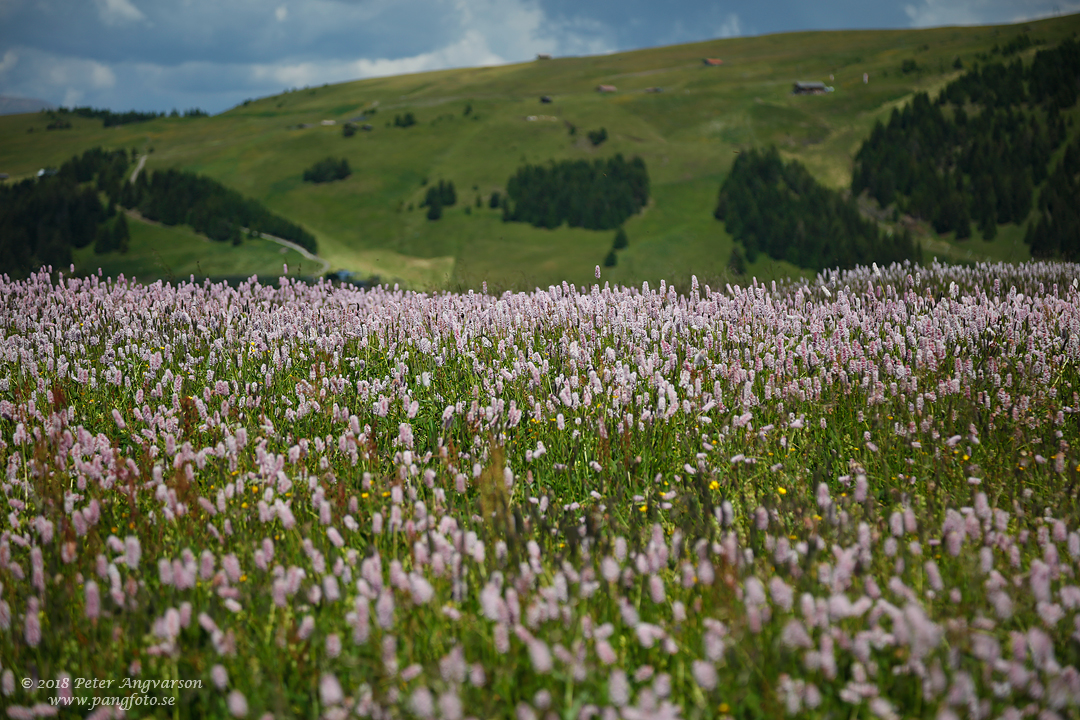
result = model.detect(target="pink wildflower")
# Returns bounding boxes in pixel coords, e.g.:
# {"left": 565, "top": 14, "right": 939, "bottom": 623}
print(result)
{"left": 528, "top": 638, "right": 553, "bottom": 674}
{"left": 85, "top": 581, "right": 100, "bottom": 620}
{"left": 24, "top": 597, "right": 41, "bottom": 647}
{"left": 211, "top": 664, "right": 229, "bottom": 690}
{"left": 227, "top": 691, "right": 248, "bottom": 718}
{"left": 692, "top": 660, "right": 717, "bottom": 691}
{"left": 319, "top": 672, "right": 344, "bottom": 706}
{"left": 608, "top": 669, "right": 629, "bottom": 707}
{"left": 409, "top": 688, "right": 435, "bottom": 719}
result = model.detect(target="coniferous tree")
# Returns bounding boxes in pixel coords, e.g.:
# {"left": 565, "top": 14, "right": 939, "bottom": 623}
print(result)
{"left": 426, "top": 196, "right": 443, "bottom": 220}
{"left": 112, "top": 214, "right": 130, "bottom": 253}
{"left": 955, "top": 201, "right": 972, "bottom": 240}
{"left": 93, "top": 224, "right": 113, "bottom": 254}
{"left": 727, "top": 246, "right": 747, "bottom": 275}
{"left": 439, "top": 180, "right": 456, "bottom": 206}
{"left": 613, "top": 227, "right": 628, "bottom": 249}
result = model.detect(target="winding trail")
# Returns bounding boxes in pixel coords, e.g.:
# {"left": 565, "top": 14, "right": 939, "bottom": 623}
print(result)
{"left": 244, "top": 229, "right": 331, "bottom": 276}
{"left": 129, "top": 154, "right": 147, "bottom": 183}
{"left": 122, "top": 155, "right": 332, "bottom": 277}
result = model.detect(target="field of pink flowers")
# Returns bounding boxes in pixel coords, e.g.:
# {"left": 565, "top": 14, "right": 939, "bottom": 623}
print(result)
{"left": 1, "top": 260, "right": 1079, "bottom": 719}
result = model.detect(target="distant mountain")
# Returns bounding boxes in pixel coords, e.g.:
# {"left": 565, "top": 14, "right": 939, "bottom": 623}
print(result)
{"left": 0, "top": 96, "right": 55, "bottom": 115}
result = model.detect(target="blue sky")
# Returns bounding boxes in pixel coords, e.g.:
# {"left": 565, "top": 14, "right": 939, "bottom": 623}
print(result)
{"left": 0, "top": 0, "right": 1076, "bottom": 114}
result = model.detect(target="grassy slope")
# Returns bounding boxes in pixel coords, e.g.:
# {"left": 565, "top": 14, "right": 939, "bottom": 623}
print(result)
{"left": 3, "top": 15, "right": 1079, "bottom": 290}
{"left": 70, "top": 216, "right": 311, "bottom": 285}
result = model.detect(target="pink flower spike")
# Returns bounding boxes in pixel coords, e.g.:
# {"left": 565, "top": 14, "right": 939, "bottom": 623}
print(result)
{"left": 227, "top": 690, "right": 248, "bottom": 718}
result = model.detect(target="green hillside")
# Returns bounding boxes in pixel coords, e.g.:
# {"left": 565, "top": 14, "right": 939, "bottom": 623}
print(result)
{"left": 3, "top": 15, "right": 1080, "bottom": 290}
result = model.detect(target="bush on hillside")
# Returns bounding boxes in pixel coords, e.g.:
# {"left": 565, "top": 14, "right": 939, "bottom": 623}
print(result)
{"left": 303, "top": 157, "right": 351, "bottom": 184}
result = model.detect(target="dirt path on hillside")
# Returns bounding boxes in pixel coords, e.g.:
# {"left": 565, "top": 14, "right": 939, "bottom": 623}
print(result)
{"left": 129, "top": 155, "right": 147, "bottom": 183}
{"left": 121, "top": 208, "right": 332, "bottom": 276}
{"left": 244, "top": 229, "right": 331, "bottom": 276}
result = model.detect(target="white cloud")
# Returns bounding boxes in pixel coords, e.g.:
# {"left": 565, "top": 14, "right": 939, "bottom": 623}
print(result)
{"left": 93, "top": 0, "right": 147, "bottom": 26}
{"left": 0, "top": 47, "right": 118, "bottom": 108}
{"left": 904, "top": 0, "right": 1080, "bottom": 27}
{"left": 1, "top": 0, "right": 616, "bottom": 113}
{"left": 716, "top": 13, "right": 741, "bottom": 39}
{"left": 0, "top": 49, "right": 17, "bottom": 76}
{"left": 250, "top": 30, "right": 508, "bottom": 88}
{"left": 90, "top": 62, "right": 117, "bottom": 89}
{"left": 251, "top": 0, "right": 612, "bottom": 88}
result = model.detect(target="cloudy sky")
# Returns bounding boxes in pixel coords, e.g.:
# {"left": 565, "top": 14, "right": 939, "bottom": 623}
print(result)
{"left": 0, "top": 0, "right": 1076, "bottom": 114}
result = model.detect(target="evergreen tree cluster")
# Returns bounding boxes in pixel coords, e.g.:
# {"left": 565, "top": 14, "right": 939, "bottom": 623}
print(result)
{"left": 52, "top": 106, "right": 206, "bottom": 127}
{"left": 504, "top": 154, "right": 649, "bottom": 230}
{"left": 302, "top": 157, "right": 351, "bottom": 184}
{"left": 64, "top": 147, "right": 131, "bottom": 201}
{"left": 0, "top": 147, "right": 131, "bottom": 278}
{"left": 716, "top": 147, "right": 916, "bottom": 272}
{"left": 93, "top": 213, "right": 131, "bottom": 255}
{"left": 1025, "top": 135, "right": 1080, "bottom": 261}
{"left": 394, "top": 113, "right": 417, "bottom": 128}
{"left": 421, "top": 180, "right": 457, "bottom": 220}
{"left": 126, "top": 168, "right": 317, "bottom": 253}
{"left": 996, "top": 32, "right": 1038, "bottom": 58}
{"left": 852, "top": 38, "right": 1080, "bottom": 242}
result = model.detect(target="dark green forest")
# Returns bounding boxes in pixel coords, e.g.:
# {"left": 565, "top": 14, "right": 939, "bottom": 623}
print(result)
{"left": 1026, "top": 134, "right": 1080, "bottom": 260}
{"left": 0, "top": 148, "right": 131, "bottom": 279}
{"left": 504, "top": 154, "right": 649, "bottom": 230}
{"left": 715, "top": 147, "right": 917, "bottom": 272}
{"left": 851, "top": 36, "right": 1080, "bottom": 256}
{"left": 0, "top": 147, "right": 318, "bottom": 279}
{"left": 129, "top": 168, "right": 317, "bottom": 252}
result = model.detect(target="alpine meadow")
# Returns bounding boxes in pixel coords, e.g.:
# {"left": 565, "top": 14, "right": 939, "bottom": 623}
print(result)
{"left": 2, "top": 11, "right": 1080, "bottom": 720}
